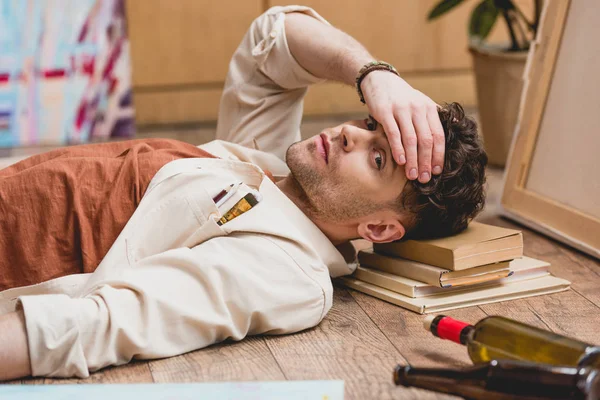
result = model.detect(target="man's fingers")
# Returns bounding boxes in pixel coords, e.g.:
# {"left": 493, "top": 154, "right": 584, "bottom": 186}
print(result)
{"left": 381, "top": 116, "right": 406, "bottom": 165}
{"left": 428, "top": 104, "right": 445, "bottom": 175}
{"left": 396, "top": 110, "right": 418, "bottom": 180}
{"left": 412, "top": 108, "right": 433, "bottom": 183}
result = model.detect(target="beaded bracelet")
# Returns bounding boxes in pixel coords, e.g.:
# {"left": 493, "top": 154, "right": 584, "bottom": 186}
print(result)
{"left": 355, "top": 61, "right": 400, "bottom": 104}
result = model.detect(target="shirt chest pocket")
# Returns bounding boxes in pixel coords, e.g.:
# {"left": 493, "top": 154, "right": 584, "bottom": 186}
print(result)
{"left": 126, "top": 187, "right": 227, "bottom": 264}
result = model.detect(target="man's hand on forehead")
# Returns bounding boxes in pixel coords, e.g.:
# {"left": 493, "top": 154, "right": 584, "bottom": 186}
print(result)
{"left": 360, "top": 71, "right": 445, "bottom": 184}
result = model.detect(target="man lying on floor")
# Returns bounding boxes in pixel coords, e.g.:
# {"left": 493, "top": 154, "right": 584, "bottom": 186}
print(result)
{"left": 0, "top": 6, "right": 487, "bottom": 380}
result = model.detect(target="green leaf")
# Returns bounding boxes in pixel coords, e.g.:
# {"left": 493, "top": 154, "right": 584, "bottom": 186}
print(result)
{"left": 428, "top": 0, "right": 465, "bottom": 20}
{"left": 469, "top": 0, "right": 499, "bottom": 40}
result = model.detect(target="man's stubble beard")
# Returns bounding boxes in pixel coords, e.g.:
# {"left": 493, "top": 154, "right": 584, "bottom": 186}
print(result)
{"left": 285, "top": 140, "right": 379, "bottom": 222}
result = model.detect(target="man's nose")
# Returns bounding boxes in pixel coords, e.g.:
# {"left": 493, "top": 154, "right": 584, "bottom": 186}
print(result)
{"left": 341, "top": 125, "right": 368, "bottom": 153}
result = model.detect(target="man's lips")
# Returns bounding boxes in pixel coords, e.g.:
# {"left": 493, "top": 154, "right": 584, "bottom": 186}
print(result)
{"left": 318, "top": 133, "right": 330, "bottom": 164}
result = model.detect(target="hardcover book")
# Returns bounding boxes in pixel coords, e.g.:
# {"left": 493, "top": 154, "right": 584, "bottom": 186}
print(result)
{"left": 373, "top": 222, "right": 523, "bottom": 271}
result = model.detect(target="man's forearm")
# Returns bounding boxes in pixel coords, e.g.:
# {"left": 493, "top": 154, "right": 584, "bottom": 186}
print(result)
{"left": 284, "top": 12, "right": 375, "bottom": 85}
{"left": 0, "top": 311, "right": 31, "bottom": 380}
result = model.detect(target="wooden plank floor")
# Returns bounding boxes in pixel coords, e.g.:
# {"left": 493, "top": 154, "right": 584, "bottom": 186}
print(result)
{"left": 5, "top": 119, "right": 600, "bottom": 399}
{"left": 11, "top": 214, "right": 600, "bottom": 399}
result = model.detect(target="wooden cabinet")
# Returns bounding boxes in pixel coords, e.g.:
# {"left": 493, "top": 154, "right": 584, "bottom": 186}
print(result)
{"left": 127, "top": 0, "right": 263, "bottom": 86}
{"left": 126, "top": 0, "right": 262, "bottom": 125}
{"left": 127, "top": 0, "right": 528, "bottom": 125}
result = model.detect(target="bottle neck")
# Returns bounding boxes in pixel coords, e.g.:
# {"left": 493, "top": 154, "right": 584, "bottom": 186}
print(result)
{"left": 430, "top": 315, "right": 475, "bottom": 345}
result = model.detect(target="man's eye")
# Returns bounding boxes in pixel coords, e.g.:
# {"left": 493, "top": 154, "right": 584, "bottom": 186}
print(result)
{"left": 364, "top": 116, "right": 377, "bottom": 131}
{"left": 374, "top": 151, "right": 383, "bottom": 170}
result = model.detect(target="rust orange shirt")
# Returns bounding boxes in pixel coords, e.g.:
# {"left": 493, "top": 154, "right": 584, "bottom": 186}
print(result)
{"left": 0, "top": 138, "right": 215, "bottom": 290}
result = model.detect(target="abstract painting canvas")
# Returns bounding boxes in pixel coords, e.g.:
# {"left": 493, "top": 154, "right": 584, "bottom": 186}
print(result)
{"left": 0, "top": 0, "right": 134, "bottom": 147}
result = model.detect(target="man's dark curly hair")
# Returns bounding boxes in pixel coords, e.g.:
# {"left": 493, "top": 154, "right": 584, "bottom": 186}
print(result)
{"left": 397, "top": 102, "right": 488, "bottom": 239}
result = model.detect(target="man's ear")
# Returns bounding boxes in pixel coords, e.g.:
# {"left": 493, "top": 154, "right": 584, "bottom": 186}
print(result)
{"left": 357, "top": 218, "right": 405, "bottom": 243}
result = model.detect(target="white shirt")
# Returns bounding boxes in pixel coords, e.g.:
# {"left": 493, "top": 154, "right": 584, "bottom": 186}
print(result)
{"left": 0, "top": 6, "right": 357, "bottom": 378}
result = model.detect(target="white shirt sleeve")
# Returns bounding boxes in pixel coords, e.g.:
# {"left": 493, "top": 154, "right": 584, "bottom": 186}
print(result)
{"left": 18, "top": 234, "right": 330, "bottom": 378}
{"left": 215, "top": 6, "right": 330, "bottom": 160}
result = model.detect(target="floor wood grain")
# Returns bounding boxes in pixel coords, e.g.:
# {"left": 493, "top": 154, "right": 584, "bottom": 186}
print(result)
{"left": 264, "top": 288, "right": 410, "bottom": 400}
{"left": 5, "top": 117, "right": 600, "bottom": 399}
{"left": 149, "top": 337, "right": 286, "bottom": 383}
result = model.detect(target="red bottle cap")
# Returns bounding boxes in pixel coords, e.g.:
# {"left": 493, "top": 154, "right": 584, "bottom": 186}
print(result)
{"left": 424, "top": 315, "right": 472, "bottom": 344}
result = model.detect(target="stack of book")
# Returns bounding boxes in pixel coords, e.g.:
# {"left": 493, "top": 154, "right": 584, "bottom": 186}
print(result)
{"left": 341, "top": 222, "right": 570, "bottom": 314}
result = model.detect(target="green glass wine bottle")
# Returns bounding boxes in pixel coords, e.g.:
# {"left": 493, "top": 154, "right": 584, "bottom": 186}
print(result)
{"left": 424, "top": 315, "right": 600, "bottom": 367}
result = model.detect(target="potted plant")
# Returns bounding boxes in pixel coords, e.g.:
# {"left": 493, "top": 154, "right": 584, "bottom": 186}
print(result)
{"left": 428, "top": 0, "right": 542, "bottom": 166}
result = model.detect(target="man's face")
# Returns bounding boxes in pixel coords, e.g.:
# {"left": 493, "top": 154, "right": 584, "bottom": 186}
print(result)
{"left": 286, "top": 118, "right": 408, "bottom": 223}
